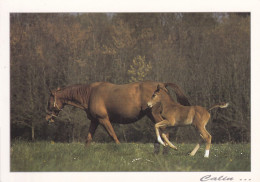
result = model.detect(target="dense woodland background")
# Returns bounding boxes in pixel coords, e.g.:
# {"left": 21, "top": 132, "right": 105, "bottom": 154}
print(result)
{"left": 10, "top": 13, "right": 250, "bottom": 143}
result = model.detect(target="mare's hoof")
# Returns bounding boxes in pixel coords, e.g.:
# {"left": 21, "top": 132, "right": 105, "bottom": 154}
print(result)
{"left": 154, "top": 143, "right": 160, "bottom": 155}
{"left": 162, "top": 148, "right": 169, "bottom": 155}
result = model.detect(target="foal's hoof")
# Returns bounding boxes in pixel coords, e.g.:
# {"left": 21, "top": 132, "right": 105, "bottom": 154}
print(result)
{"left": 171, "top": 146, "right": 178, "bottom": 150}
{"left": 188, "top": 153, "right": 194, "bottom": 156}
{"left": 160, "top": 142, "right": 166, "bottom": 147}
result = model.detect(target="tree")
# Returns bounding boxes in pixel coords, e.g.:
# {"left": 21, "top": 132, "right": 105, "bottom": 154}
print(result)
{"left": 127, "top": 55, "right": 152, "bottom": 82}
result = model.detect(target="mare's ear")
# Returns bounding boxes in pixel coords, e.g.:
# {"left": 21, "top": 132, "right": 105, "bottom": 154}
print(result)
{"left": 48, "top": 87, "right": 54, "bottom": 95}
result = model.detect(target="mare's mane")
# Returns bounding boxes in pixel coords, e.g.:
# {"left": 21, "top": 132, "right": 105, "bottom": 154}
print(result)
{"left": 158, "top": 86, "right": 178, "bottom": 105}
{"left": 57, "top": 84, "right": 90, "bottom": 105}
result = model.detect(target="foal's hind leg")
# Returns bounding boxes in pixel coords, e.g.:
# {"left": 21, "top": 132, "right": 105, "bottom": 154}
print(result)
{"left": 189, "top": 127, "right": 202, "bottom": 156}
{"left": 192, "top": 112, "right": 211, "bottom": 158}
{"left": 198, "top": 125, "right": 212, "bottom": 158}
{"left": 189, "top": 143, "right": 200, "bottom": 156}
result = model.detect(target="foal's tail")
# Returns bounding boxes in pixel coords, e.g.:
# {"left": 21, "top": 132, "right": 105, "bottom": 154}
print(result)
{"left": 164, "top": 83, "right": 191, "bottom": 106}
{"left": 208, "top": 102, "right": 229, "bottom": 111}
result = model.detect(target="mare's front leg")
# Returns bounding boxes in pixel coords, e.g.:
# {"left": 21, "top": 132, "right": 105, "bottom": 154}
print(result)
{"left": 85, "top": 120, "right": 99, "bottom": 147}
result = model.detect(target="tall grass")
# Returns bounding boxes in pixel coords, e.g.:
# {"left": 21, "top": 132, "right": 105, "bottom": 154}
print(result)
{"left": 11, "top": 141, "right": 250, "bottom": 172}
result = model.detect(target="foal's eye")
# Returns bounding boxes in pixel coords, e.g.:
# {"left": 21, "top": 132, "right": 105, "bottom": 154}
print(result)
{"left": 152, "top": 94, "right": 156, "bottom": 98}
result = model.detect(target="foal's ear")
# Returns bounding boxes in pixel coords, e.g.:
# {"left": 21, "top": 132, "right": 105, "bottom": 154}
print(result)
{"left": 155, "top": 84, "right": 161, "bottom": 92}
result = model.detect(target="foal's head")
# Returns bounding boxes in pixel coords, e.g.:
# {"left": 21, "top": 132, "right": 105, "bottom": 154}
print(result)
{"left": 147, "top": 84, "right": 168, "bottom": 108}
{"left": 45, "top": 87, "right": 64, "bottom": 123}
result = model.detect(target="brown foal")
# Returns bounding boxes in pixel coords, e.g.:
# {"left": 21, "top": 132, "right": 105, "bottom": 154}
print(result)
{"left": 147, "top": 85, "right": 228, "bottom": 158}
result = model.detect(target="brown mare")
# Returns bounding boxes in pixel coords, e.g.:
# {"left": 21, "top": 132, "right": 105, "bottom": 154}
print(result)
{"left": 147, "top": 85, "right": 228, "bottom": 158}
{"left": 45, "top": 81, "right": 190, "bottom": 148}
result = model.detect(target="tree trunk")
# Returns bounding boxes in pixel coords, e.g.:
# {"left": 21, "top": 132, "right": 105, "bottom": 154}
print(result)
{"left": 32, "top": 124, "right": 35, "bottom": 141}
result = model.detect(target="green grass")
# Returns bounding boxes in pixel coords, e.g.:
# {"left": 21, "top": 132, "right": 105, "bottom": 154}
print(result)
{"left": 11, "top": 141, "right": 250, "bottom": 171}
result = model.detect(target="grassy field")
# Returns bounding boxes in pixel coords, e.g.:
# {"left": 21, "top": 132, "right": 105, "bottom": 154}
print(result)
{"left": 11, "top": 141, "right": 250, "bottom": 172}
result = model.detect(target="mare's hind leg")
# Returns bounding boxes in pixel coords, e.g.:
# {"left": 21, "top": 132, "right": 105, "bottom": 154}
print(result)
{"left": 86, "top": 120, "right": 99, "bottom": 147}
{"left": 99, "top": 117, "right": 120, "bottom": 144}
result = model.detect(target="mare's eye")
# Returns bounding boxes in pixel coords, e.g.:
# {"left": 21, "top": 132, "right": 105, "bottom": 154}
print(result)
{"left": 152, "top": 94, "right": 156, "bottom": 98}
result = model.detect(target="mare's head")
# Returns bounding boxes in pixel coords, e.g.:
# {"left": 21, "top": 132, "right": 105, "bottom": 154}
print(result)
{"left": 45, "top": 87, "right": 64, "bottom": 123}
{"left": 147, "top": 84, "right": 169, "bottom": 108}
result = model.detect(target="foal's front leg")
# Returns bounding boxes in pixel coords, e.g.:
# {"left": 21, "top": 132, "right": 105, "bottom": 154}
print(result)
{"left": 161, "top": 133, "right": 178, "bottom": 150}
{"left": 155, "top": 120, "right": 170, "bottom": 146}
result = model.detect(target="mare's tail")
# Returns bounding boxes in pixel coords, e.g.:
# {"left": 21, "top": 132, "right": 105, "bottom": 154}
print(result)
{"left": 208, "top": 102, "right": 229, "bottom": 111}
{"left": 164, "top": 83, "right": 191, "bottom": 106}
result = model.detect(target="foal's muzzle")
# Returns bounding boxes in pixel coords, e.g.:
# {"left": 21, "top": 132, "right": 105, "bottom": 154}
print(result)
{"left": 147, "top": 101, "right": 153, "bottom": 108}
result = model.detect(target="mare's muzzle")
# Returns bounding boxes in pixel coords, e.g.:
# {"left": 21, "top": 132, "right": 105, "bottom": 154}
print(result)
{"left": 45, "top": 110, "right": 56, "bottom": 123}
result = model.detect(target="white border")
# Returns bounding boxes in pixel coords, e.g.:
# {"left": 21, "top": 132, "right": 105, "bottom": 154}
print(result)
{"left": 1, "top": 0, "right": 260, "bottom": 182}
